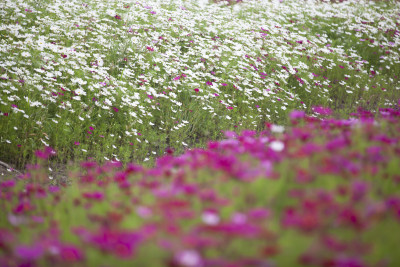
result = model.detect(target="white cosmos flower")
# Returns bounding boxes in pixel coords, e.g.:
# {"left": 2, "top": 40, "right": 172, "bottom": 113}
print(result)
{"left": 269, "top": 141, "right": 285, "bottom": 152}
{"left": 202, "top": 211, "right": 220, "bottom": 225}
{"left": 176, "top": 250, "right": 202, "bottom": 267}
{"left": 75, "top": 88, "right": 86, "bottom": 96}
{"left": 271, "top": 125, "right": 285, "bottom": 133}
{"left": 21, "top": 51, "right": 31, "bottom": 57}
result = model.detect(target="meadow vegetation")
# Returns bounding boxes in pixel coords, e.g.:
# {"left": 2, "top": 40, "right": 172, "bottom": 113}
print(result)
{"left": 1, "top": 0, "right": 400, "bottom": 266}
{"left": 0, "top": 0, "right": 399, "bottom": 167}
{"left": 1, "top": 107, "right": 400, "bottom": 266}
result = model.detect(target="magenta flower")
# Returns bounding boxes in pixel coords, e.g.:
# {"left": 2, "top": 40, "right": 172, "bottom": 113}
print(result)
{"left": 289, "top": 110, "right": 306, "bottom": 120}
{"left": 82, "top": 191, "right": 104, "bottom": 201}
{"left": 312, "top": 106, "right": 332, "bottom": 116}
{"left": 88, "top": 228, "right": 142, "bottom": 258}
{"left": 351, "top": 181, "right": 369, "bottom": 202}
{"left": 224, "top": 131, "right": 237, "bottom": 138}
{"left": 48, "top": 185, "right": 60, "bottom": 193}
{"left": 248, "top": 208, "right": 270, "bottom": 220}
{"left": 60, "top": 245, "right": 84, "bottom": 262}
{"left": 114, "top": 15, "right": 121, "bottom": 20}
{"left": 35, "top": 146, "right": 56, "bottom": 159}
{"left": 1, "top": 180, "right": 16, "bottom": 188}
{"left": 174, "top": 250, "right": 203, "bottom": 267}
{"left": 15, "top": 244, "right": 44, "bottom": 260}
{"left": 80, "top": 161, "right": 97, "bottom": 169}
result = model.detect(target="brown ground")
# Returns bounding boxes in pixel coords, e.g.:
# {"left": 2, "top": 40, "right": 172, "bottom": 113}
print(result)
{"left": 0, "top": 161, "right": 22, "bottom": 180}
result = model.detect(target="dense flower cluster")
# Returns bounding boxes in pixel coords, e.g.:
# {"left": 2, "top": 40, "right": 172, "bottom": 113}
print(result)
{"left": 1, "top": 106, "right": 400, "bottom": 266}
{"left": 0, "top": 0, "right": 399, "bottom": 165}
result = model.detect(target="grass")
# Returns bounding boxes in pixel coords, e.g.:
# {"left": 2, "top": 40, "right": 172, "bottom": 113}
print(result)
{"left": 1, "top": 107, "right": 400, "bottom": 266}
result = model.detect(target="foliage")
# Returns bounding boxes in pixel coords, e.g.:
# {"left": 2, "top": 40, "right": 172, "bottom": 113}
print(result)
{"left": 1, "top": 0, "right": 399, "bottom": 167}
{"left": 1, "top": 106, "right": 400, "bottom": 266}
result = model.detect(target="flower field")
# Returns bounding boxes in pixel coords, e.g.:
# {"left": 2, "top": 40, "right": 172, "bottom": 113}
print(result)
{"left": 1, "top": 107, "right": 400, "bottom": 266}
{"left": 0, "top": 0, "right": 399, "bottom": 166}
{"left": 1, "top": 0, "right": 400, "bottom": 266}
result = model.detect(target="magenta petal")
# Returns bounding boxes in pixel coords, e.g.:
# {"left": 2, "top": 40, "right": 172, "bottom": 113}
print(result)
{"left": 15, "top": 245, "right": 44, "bottom": 260}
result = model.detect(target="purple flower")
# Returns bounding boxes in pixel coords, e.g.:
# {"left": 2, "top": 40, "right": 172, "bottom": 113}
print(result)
{"left": 223, "top": 131, "right": 237, "bottom": 139}
{"left": 1, "top": 180, "right": 16, "bottom": 188}
{"left": 60, "top": 245, "right": 84, "bottom": 262}
{"left": 351, "top": 181, "right": 369, "bottom": 202}
{"left": 15, "top": 244, "right": 44, "bottom": 260}
{"left": 248, "top": 208, "right": 270, "bottom": 220}
{"left": 312, "top": 106, "right": 332, "bottom": 116}
{"left": 48, "top": 185, "right": 60, "bottom": 193}
{"left": 35, "top": 146, "right": 56, "bottom": 159}
{"left": 87, "top": 228, "right": 142, "bottom": 258}
{"left": 82, "top": 191, "right": 104, "bottom": 201}
{"left": 175, "top": 250, "right": 202, "bottom": 267}
{"left": 289, "top": 110, "right": 305, "bottom": 120}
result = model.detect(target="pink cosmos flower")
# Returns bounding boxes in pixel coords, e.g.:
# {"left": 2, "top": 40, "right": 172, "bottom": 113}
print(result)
{"left": 82, "top": 191, "right": 104, "bottom": 201}
{"left": 35, "top": 146, "right": 56, "bottom": 159}
{"left": 15, "top": 244, "right": 44, "bottom": 260}
{"left": 60, "top": 245, "right": 84, "bottom": 262}
{"left": 289, "top": 110, "right": 306, "bottom": 120}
